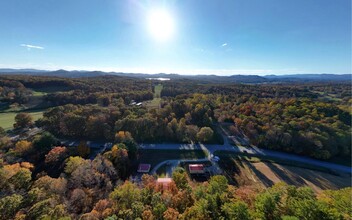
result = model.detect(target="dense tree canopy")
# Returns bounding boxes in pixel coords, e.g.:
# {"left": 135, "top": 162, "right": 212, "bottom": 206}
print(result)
{"left": 0, "top": 75, "right": 351, "bottom": 219}
{"left": 2, "top": 75, "right": 350, "bottom": 160}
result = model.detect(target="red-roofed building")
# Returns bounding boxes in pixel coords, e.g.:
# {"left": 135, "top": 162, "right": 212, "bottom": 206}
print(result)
{"left": 188, "top": 164, "right": 205, "bottom": 174}
{"left": 137, "top": 164, "right": 151, "bottom": 173}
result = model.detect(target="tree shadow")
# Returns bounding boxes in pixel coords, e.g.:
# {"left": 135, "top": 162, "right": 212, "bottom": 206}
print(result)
{"left": 265, "top": 162, "right": 305, "bottom": 186}
{"left": 242, "top": 159, "right": 274, "bottom": 187}
{"left": 290, "top": 165, "right": 349, "bottom": 189}
{"left": 266, "top": 162, "right": 351, "bottom": 190}
{"left": 235, "top": 155, "right": 245, "bottom": 168}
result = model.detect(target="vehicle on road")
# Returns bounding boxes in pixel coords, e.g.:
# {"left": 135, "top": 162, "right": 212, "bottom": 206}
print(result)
{"left": 210, "top": 155, "right": 220, "bottom": 162}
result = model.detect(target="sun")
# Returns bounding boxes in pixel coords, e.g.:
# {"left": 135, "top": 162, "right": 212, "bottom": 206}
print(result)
{"left": 147, "top": 9, "right": 175, "bottom": 42}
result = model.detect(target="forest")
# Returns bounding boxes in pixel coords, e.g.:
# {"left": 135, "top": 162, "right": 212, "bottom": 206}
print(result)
{"left": 9, "top": 75, "right": 348, "bottom": 159}
{"left": 1, "top": 75, "right": 351, "bottom": 158}
{"left": 0, "top": 129, "right": 351, "bottom": 220}
{"left": 0, "top": 75, "right": 351, "bottom": 219}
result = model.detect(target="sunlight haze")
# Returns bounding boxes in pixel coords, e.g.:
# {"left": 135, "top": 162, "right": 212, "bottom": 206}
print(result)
{"left": 0, "top": 0, "right": 350, "bottom": 75}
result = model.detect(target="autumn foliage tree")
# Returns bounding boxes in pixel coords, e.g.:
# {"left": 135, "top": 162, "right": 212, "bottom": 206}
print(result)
{"left": 14, "top": 140, "right": 32, "bottom": 156}
{"left": 14, "top": 112, "right": 33, "bottom": 129}
{"left": 77, "top": 141, "right": 90, "bottom": 158}
{"left": 196, "top": 127, "right": 214, "bottom": 142}
{"left": 115, "top": 131, "right": 138, "bottom": 159}
{"left": 44, "top": 146, "right": 68, "bottom": 176}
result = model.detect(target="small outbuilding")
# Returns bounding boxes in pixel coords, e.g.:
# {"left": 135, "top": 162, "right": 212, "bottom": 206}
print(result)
{"left": 156, "top": 178, "right": 173, "bottom": 190}
{"left": 188, "top": 164, "right": 205, "bottom": 174}
{"left": 137, "top": 164, "right": 151, "bottom": 173}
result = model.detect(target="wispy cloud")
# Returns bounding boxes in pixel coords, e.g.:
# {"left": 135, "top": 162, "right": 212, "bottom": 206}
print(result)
{"left": 221, "top": 43, "right": 227, "bottom": 47}
{"left": 20, "top": 44, "right": 44, "bottom": 50}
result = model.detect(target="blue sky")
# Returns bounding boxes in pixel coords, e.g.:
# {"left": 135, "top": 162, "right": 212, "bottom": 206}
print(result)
{"left": 0, "top": 0, "right": 350, "bottom": 75}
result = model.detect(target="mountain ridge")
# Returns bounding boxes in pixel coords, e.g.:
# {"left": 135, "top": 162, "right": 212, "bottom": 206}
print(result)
{"left": 0, "top": 68, "right": 350, "bottom": 83}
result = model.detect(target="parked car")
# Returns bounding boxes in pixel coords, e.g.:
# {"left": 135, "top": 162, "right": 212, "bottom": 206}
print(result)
{"left": 211, "top": 155, "right": 220, "bottom": 162}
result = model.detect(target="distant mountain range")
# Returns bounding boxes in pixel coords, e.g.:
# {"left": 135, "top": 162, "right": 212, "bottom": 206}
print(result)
{"left": 0, "top": 68, "right": 350, "bottom": 83}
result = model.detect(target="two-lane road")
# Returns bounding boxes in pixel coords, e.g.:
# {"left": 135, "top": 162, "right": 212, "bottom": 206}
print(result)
{"left": 139, "top": 142, "right": 352, "bottom": 174}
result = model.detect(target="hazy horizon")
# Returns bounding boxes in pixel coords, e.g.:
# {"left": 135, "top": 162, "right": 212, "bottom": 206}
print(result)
{"left": 0, "top": 67, "right": 351, "bottom": 76}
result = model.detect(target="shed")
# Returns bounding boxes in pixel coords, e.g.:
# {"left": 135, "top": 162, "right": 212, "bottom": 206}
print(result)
{"left": 137, "top": 164, "right": 151, "bottom": 173}
{"left": 156, "top": 178, "right": 173, "bottom": 190}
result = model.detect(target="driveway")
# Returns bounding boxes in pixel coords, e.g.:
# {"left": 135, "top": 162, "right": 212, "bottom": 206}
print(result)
{"left": 150, "top": 158, "right": 210, "bottom": 177}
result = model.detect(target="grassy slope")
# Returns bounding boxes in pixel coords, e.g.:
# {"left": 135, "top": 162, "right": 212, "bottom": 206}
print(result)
{"left": 154, "top": 84, "right": 163, "bottom": 98}
{"left": 145, "top": 84, "right": 163, "bottom": 109}
{"left": 0, "top": 111, "right": 43, "bottom": 130}
{"left": 215, "top": 153, "right": 351, "bottom": 190}
{"left": 214, "top": 151, "right": 344, "bottom": 174}
{"left": 0, "top": 89, "right": 49, "bottom": 130}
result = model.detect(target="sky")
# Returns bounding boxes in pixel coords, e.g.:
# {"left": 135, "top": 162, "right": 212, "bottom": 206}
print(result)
{"left": 0, "top": 0, "right": 351, "bottom": 75}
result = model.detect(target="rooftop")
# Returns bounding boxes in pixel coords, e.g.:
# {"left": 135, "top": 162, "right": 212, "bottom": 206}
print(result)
{"left": 137, "top": 164, "right": 151, "bottom": 173}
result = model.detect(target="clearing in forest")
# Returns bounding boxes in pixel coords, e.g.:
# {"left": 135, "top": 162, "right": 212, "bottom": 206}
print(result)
{"left": 145, "top": 84, "right": 163, "bottom": 109}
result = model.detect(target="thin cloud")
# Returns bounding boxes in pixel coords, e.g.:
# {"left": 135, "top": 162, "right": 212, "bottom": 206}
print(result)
{"left": 20, "top": 44, "right": 44, "bottom": 50}
{"left": 221, "top": 43, "right": 227, "bottom": 47}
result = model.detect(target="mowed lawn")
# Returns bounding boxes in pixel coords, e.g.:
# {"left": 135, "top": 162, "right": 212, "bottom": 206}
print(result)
{"left": 154, "top": 84, "right": 163, "bottom": 98}
{"left": 216, "top": 153, "right": 351, "bottom": 192}
{"left": 145, "top": 84, "right": 163, "bottom": 109}
{"left": 31, "top": 91, "right": 48, "bottom": 97}
{"left": 0, "top": 88, "right": 57, "bottom": 130}
{"left": 0, "top": 111, "right": 44, "bottom": 130}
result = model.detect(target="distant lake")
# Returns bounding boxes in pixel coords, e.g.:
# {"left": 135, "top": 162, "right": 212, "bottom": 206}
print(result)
{"left": 146, "top": 78, "right": 170, "bottom": 81}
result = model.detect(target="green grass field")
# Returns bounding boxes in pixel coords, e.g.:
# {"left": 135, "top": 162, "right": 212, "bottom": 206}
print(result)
{"left": 154, "top": 84, "right": 163, "bottom": 98}
{"left": 145, "top": 98, "right": 161, "bottom": 109}
{"left": 0, "top": 88, "right": 57, "bottom": 130}
{"left": 31, "top": 91, "right": 48, "bottom": 97}
{"left": 311, "top": 90, "right": 342, "bottom": 102}
{"left": 32, "top": 86, "right": 71, "bottom": 93}
{"left": 145, "top": 84, "right": 163, "bottom": 109}
{"left": 0, "top": 110, "right": 44, "bottom": 131}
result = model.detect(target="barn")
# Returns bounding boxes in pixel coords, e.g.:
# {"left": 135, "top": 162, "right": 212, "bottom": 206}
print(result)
{"left": 188, "top": 164, "right": 205, "bottom": 174}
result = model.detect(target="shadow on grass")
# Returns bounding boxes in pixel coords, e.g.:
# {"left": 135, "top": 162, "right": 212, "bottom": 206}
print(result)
{"left": 242, "top": 159, "right": 274, "bottom": 187}
{"left": 265, "top": 162, "right": 305, "bottom": 186}
{"left": 266, "top": 163, "right": 351, "bottom": 190}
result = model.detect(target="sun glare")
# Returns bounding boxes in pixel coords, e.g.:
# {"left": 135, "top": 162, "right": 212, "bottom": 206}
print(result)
{"left": 147, "top": 9, "right": 175, "bottom": 42}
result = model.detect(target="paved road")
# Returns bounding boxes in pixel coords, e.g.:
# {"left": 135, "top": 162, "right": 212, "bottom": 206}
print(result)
{"left": 140, "top": 133, "right": 352, "bottom": 174}
{"left": 217, "top": 124, "right": 352, "bottom": 174}
{"left": 139, "top": 143, "right": 202, "bottom": 150}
